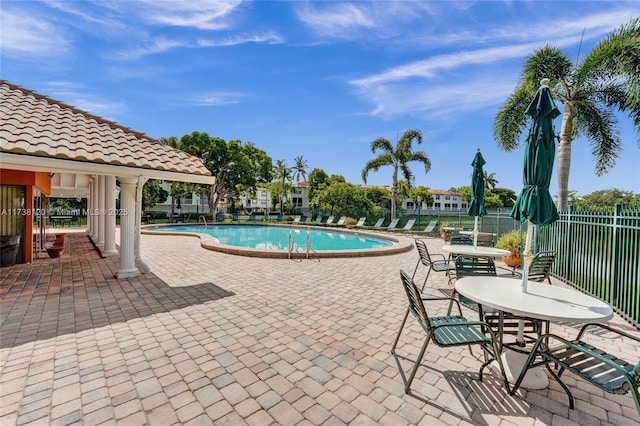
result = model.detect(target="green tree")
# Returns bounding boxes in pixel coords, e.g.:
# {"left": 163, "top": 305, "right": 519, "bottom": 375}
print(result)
{"left": 273, "top": 159, "right": 292, "bottom": 214}
{"left": 581, "top": 189, "right": 639, "bottom": 208}
{"left": 314, "top": 182, "right": 373, "bottom": 217}
{"left": 361, "top": 129, "right": 431, "bottom": 220}
{"left": 306, "top": 168, "right": 329, "bottom": 206}
{"left": 180, "top": 132, "right": 256, "bottom": 215}
{"left": 483, "top": 171, "right": 498, "bottom": 190}
{"left": 409, "top": 185, "right": 434, "bottom": 211}
{"left": 141, "top": 180, "right": 168, "bottom": 210}
{"left": 364, "top": 187, "right": 391, "bottom": 211}
{"left": 494, "top": 18, "right": 640, "bottom": 211}
{"left": 491, "top": 187, "right": 517, "bottom": 209}
{"left": 160, "top": 136, "right": 187, "bottom": 215}
{"left": 292, "top": 155, "right": 309, "bottom": 184}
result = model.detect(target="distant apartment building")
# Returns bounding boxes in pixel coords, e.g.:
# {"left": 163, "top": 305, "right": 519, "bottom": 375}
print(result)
{"left": 152, "top": 180, "right": 462, "bottom": 216}
{"left": 400, "top": 189, "right": 467, "bottom": 213}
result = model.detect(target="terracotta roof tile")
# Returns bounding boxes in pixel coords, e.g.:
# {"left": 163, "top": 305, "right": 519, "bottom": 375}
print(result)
{"left": 0, "top": 80, "right": 211, "bottom": 177}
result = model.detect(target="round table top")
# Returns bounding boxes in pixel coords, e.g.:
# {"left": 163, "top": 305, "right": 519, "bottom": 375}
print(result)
{"left": 441, "top": 245, "right": 510, "bottom": 257}
{"left": 455, "top": 277, "right": 613, "bottom": 323}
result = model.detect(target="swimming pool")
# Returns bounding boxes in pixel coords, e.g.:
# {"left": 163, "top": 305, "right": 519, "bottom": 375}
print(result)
{"left": 142, "top": 223, "right": 413, "bottom": 258}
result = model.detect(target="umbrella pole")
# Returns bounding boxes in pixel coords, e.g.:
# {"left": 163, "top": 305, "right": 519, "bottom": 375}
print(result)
{"left": 473, "top": 216, "right": 478, "bottom": 247}
{"left": 517, "top": 221, "right": 536, "bottom": 344}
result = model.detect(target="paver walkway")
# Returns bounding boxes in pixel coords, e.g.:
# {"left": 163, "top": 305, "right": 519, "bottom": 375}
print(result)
{"left": 1, "top": 230, "right": 639, "bottom": 425}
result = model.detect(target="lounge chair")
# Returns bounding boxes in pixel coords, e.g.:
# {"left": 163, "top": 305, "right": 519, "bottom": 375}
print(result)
{"left": 304, "top": 216, "right": 312, "bottom": 224}
{"left": 314, "top": 215, "right": 323, "bottom": 224}
{"left": 353, "top": 217, "right": 367, "bottom": 227}
{"left": 325, "top": 216, "right": 335, "bottom": 226}
{"left": 364, "top": 218, "right": 385, "bottom": 229}
{"left": 293, "top": 215, "right": 301, "bottom": 223}
{"left": 382, "top": 218, "right": 400, "bottom": 231}
{"left": 330, "top": 216, "right": 347, "bottom": 227}
{"left": 408, "top": 219, "right": 438, "bottom": 234}
{"left": 392, "top": 219, "right": 415, "bottom": 232}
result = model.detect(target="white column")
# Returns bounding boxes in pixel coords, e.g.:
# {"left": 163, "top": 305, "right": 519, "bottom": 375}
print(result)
{"left": 134, "top": 176, "right": 151, "bottom": 273}
{"left": 116, "top": 176, "right": 140, "bottom": 279}
{"left": 87, "top": 176, "right": 96, "bottom": 239}
{"left": 96, "top": 175, "right": 106, "bottom": 248}
{"left": 102, "top": 176, "right": 118, "bottom": 257}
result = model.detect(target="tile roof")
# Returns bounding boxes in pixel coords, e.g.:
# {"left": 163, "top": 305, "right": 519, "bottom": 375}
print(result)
{"left": 0, "top": 80, "right": 212, "bottom": 177}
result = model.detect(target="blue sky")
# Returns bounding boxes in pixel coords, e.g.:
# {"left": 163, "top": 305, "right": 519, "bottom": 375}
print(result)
{"left": 2, "top": 1, "right": 639, "bottom": 198}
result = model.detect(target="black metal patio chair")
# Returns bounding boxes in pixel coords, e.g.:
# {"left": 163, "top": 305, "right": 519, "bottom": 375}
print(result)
{"left": 526, "top": 250, "right": 556, "bottom": 284}
{"left": 412, "top": 239, "right": 455, "bottom": 291}
{"left": 391, "top": 270, "right": 511, "bottom": 394}
{"left": 451, "top": 255, "right": 543, "bottom": 348}
{"left": 511, "top": 323, "right": 640, "bottom": 415}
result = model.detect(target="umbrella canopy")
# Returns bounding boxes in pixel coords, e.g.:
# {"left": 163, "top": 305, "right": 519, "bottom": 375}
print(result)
{"left": 467, "top": 149, "right": 487, "bottom": 247}
{"left": 467, "top": 149, "right": 487, "bottom": 218}
{"left": 511, "top": 79, "right": 560, "bottom": 296}
{"left": 510, "top": 80, "right": 560, "bottom": 227}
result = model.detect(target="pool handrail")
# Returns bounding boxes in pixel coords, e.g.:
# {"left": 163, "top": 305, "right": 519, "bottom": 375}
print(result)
{"left": 199, "top": 215, "right": 208, "bottom": 228}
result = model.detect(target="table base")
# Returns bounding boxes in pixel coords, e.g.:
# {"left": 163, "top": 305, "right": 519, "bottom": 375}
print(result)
{"left": 492, "top": 350, "right": 548, "bottom": 390}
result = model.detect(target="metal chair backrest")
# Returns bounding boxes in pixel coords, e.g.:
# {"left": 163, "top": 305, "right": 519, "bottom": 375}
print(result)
{"left": 528, "top": 250, "right": 556, "bottom": 283}
{"left": 399, "top": 270, "right": 430, "bottom": 330}
{"left": 455, "top": 255, "right": 497, "bottom": 279}
{"left": 450, "top": 233, "right": 473, "bottom": 245}
{"left": 415, "top": 239, "right": 435, "bottom": 267}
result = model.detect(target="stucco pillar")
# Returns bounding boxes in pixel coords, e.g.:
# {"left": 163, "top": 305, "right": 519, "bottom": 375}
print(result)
{"left": 87, "top": 176, "right": 96, "bottom": 239}
{"left": 116, "top": 176, "right": 140, "bottom": 279}
{"left": 96, "top": 175, "right": 106, "bottom": 248}
{"left": 134, "top": 176, "right": 151, "bottom": 273}
{"left": 102, "top": 175, "right": 118, "bottom": 257}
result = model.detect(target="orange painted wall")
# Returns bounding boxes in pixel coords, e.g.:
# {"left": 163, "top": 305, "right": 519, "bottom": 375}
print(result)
{"left": 0, "top": 169, "right": 52, "bottom": 263}
{"left": 0, "top": 169, "right": 51, "bottom": 194}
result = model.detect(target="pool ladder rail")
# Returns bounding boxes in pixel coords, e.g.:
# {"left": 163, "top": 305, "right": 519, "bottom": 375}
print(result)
{"left": 287, "top": 230, "right": 313, "bottom": 259}
{"left": 199, "top": 215, "right": 208, "bottom": 228}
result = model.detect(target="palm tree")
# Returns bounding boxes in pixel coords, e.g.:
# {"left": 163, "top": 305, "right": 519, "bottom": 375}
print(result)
{"left": 494, "top": 18, "right": 640, "bottom": 211}
{"left": 361, "top": 129, "right": 431, "bottom": 220}
{"left": 160, "top": 136, "right": 180, "bottom": 215}
{"left": 292, "top": 155, "right": 308, "bottom": 184}
{"left": 483, "top": 171, "right": 498, "bottom": 190}
{"left": 273, "top": 159, "right": 291, "bottom": 214}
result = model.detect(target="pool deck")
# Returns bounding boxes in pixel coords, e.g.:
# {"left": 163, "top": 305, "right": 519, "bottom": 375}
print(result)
{"left": 1, "top": 229, "right": 639, "bottom": 425}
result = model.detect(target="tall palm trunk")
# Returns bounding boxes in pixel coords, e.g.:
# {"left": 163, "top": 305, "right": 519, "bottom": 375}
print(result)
{"left": 557, "top": 102, "right": 575, "bottom": 211}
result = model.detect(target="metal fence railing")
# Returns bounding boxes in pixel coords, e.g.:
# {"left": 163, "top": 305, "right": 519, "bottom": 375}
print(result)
{"left": 401, "top": 205, "right": 640, "bottom": 328}
{"left": 539, "top": 204, "right": 639, "bottom": 328}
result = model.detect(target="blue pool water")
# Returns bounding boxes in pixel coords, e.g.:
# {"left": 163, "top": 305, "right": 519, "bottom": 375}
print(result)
{"left": 147, "top": 224, "right": 393, "bottom": 251}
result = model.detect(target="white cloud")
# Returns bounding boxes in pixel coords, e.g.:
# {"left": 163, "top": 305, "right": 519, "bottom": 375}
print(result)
{"left": 193, "top": 91, "right": 248, "bottom": 106}
{"left": 197, "top": 32, "right": 284, "bottom": 47}
{"left": 136, "top": 0, "right": 243, "bottom": 30}
{"left": 348, "top": 8, "right": 640, "bottom": 118}
{"left": 0, "top": 10, "right": 72, "bottom": 58}
{"left": 111, "top": 37, "right": 191, "bottom": 60}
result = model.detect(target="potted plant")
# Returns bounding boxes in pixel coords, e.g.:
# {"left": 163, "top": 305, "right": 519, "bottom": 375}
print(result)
{"left": 495, "top": 230, "right": 523, "bottom": 267}
{"left": 439, "top": 223, "right": 452, "bottom": 241}
{"left": 344, "top": 217, "right": 357, "bottom": 229}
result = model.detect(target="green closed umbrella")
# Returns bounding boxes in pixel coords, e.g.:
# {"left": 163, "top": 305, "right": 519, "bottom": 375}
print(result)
{"left": 511, "top": 78, "right": 560, "bottom": 292}
{"left": 467, "top": 149, "right": 487, "bottom": 247}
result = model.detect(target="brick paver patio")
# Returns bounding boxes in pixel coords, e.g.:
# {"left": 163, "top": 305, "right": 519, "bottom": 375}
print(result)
{"left": 1, "top": 230, "right": 639, "bottom": 425}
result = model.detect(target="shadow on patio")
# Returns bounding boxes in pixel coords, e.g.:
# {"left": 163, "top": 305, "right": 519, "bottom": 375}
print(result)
{"left": 0, "top": 233, "right": 234, "bottom": 349}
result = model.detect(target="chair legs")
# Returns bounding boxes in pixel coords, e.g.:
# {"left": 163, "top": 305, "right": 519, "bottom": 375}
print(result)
{"left": 390, "top": 314, "right": 432, "bottom": 393}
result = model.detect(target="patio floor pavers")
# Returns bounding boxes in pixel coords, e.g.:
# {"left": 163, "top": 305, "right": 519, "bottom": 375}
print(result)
{"left": 1, "top": 230, "right": 639, "bottom": 425}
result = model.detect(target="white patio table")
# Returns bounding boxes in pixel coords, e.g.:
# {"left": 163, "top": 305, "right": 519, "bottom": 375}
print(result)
{"left": 455, "top": 277, "right": 613, "bottom": 389}
{"left": 442, "top": 244, "right": 510, "bottom": 258}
